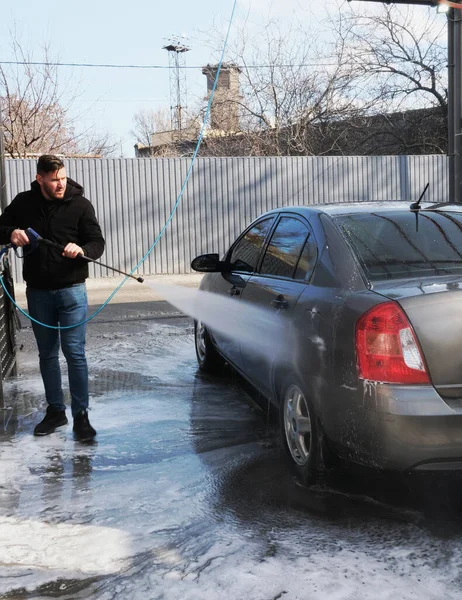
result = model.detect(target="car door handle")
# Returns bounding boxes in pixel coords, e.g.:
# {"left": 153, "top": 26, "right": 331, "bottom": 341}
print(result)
{"left": 271, "top": 295, "right": 289, "bottom": 309}
{"left": 228, "top": 286, "right": 241, "bottom": 297}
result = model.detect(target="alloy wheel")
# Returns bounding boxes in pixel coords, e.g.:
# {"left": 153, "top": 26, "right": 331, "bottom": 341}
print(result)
{"left": 195, "top": 321, "right": 207, "bottom": 362}
{"left": 283, "top": 383, "right": 312, "bottom": 466}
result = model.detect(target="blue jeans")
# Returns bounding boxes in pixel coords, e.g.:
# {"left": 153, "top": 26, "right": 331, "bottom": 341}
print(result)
{"left": 26, "top": 284, "right": 88, "bottom": 417}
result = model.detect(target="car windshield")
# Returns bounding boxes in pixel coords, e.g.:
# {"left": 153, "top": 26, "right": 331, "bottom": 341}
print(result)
{"left": 334, "top": 210, "right": 462, "bottom": 282}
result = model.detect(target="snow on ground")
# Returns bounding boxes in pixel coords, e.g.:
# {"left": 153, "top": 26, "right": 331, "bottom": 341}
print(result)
{"left": 0, "top": 321, "right": 461, "bottom": 598}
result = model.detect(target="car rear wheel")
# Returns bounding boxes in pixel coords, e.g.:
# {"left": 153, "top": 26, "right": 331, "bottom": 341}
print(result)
{"left": 280, "top": 377, "right": 320, "bottom": 485}
{"left": 194, "top": 320, "right": 224, "bottom": 374}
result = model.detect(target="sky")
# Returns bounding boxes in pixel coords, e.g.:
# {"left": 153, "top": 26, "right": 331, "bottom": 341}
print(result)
{"left": 0, "top": 0, "right": 444, "bottom": 157}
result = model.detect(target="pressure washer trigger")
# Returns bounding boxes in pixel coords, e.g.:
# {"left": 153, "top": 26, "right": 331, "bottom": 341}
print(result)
{"left": 25, "top": 228, "right": 42, "bottom": 250}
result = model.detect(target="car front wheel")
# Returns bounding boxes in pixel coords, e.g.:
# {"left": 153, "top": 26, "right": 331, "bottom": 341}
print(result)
{"left": 280, "top": 378, "right": 319, "bottom": 485}
{"left": 194, "top": 320, "right": 224, "bottom": 374}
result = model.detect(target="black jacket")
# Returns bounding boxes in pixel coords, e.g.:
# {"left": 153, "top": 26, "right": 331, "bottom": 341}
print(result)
{"left": 0, "top": 178, "right": 105, "bottom": 290}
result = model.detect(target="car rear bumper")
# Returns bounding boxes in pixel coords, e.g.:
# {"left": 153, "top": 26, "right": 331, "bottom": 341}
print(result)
{"left": 375, "top": 413, "right": 462, "bottom": 472}
{"left": 338, "top": 383, "right": 462, "bottom": 472}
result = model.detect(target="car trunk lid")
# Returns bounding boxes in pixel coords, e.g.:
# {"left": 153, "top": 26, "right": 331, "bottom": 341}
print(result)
{"left": 374, "top": 278, "right": 462, "bottom": 397}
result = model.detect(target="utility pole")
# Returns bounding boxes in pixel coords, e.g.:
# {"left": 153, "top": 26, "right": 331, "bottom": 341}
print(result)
{"left": 448, "top": 6, "right": 462, "bottom": 203}
{"left": 0, "top": 101, "right": 7, "bottom": 212}
{"left": 347, "top": 0, "right": 462, "bottom": 202}
{"left": 163, "top": 37, "right": 190, "bottom": 136}
{"left": 0, "top": 104, "right": 7, "bottom": 398}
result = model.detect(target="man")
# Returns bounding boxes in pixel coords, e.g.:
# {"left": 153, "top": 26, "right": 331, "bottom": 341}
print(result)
{"left": 0, "top": 155, "right": 105, "bottom": 441}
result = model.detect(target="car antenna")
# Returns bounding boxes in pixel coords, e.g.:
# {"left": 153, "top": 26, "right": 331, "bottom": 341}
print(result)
{"left": 410, "top": 182, "right": 429, "bottom": 211}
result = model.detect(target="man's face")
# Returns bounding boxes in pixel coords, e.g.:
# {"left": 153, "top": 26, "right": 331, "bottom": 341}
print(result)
{"left": 36, "top": 167, "right": 67, "bottom": 200}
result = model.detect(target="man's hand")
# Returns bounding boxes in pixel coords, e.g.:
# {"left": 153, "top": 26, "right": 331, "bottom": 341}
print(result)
{"left": 11, "top": 229, "right": 30, "bottom": 247}
{"left": 63, "top": 243, "right": 84, "bottom": 259}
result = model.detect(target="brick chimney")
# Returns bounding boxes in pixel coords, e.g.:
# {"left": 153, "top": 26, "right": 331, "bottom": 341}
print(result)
{"left": 202, "top": 63, "right": 241, "bottom": 133}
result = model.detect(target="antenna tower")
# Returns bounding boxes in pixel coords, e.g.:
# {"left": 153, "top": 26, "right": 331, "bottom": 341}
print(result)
{"left": 163, "top": 37, "right": 190, "bottom": 133}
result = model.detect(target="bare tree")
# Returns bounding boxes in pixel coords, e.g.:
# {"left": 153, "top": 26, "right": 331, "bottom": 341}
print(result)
{"left": 339, "top": 4, "right": 447, "bottom": 111}
{"left": 328, "top": 4, "right": 448, "bottom": 153}
{"left": 76, "top": 130, "right": 119, "bottom": 158}
{"left": 131, "top": 106, "right": 202, "bottom": 157}
{"left": 199, "top": 5, "right": 448, "bottom": 157}
{"left": 131, "top": 107, "right": 172, "bottom": 146}
{"left": 200, "top": 17, "right": 371, "bottom": 157}
{"left": 0, "top": 32, "right": 116, "bottom": 157}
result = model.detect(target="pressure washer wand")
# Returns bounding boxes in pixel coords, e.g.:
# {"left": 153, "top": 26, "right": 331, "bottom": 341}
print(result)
{"left": 26, "top": 229, "right": 144, "bottom": 283}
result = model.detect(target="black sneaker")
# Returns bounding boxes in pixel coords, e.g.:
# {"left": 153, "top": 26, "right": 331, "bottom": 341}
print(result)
{"left": 73, "top": 410, "right": 96, "bottom": 442}
{"left": 34, "top": 406, "right": 68, "bottom": 436}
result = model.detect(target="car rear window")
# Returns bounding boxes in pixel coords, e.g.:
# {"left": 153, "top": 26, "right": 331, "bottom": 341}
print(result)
{"left": 334, "top": 210, "right": 462, "bottom": 282}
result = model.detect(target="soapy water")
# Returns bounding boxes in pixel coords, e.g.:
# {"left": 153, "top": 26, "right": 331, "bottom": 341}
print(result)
{"left": 144, "top": 281, "right": 292, "bottom": 358}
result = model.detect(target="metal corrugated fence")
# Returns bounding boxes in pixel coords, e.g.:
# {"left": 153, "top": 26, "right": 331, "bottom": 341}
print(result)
{"left": 5, "top": 155, "right": 448, "bottom": 283}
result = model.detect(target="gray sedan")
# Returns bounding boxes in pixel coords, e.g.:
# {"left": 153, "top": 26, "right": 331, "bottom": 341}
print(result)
{"left": 191, "top": 202, "right": 462, "bottom": 484}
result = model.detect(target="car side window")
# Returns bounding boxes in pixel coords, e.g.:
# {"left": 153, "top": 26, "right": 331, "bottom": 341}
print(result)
{"left": 228, "top": 218, "right": 274, "bottom": 273}
{"left": 260, "top": 217, "right": 310, "bottom": 279}
{"left": 294, "top": 234, "right": 318, "bottom": 281}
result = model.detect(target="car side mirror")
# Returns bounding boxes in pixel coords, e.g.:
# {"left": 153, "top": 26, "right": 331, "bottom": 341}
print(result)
{"left": 191, "top": 253, "right": 228, "bottom": 273}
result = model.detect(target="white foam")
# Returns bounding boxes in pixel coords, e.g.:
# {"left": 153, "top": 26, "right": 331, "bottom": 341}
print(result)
{"left": 0, "top": 515, "right": 131, "bottom": 572}
{"left": 3, "top": 298, "right": 462, "bottom": 599}
{"left": 0, "top": 516, "right": 133, "bottom": 593}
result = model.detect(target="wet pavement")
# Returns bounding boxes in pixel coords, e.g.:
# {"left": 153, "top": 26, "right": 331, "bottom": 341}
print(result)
{"left": 1, "top": 294, "right": 462, "bottom": 599}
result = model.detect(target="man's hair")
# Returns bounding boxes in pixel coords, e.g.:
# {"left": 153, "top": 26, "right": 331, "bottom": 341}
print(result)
{"left": 37, "top": 155, "right": 65, "bottom": 175}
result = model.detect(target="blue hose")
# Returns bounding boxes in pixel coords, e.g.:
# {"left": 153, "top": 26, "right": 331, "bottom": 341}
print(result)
{"left": 0, "top": 0, "right": 238, "bottom": 331}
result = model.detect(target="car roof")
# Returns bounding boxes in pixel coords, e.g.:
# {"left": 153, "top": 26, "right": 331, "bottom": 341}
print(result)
{"left": 262, "top": 201, "right": 462, "bottom": 218}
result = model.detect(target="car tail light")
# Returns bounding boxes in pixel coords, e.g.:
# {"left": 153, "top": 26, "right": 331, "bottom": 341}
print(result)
{"left": 355, "top": 301, "right": 430, "bottom": 384}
